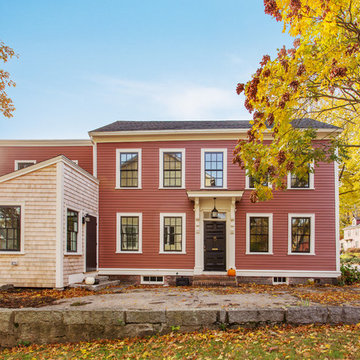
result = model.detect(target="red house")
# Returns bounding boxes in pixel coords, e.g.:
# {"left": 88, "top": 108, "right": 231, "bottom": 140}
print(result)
{"left": 0, "top": 120, "right": 341, "bottom": 287}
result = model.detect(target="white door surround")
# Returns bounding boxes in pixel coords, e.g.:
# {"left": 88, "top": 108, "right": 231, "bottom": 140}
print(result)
{"left": 187, "top": 191, "right": 243, "bottom": 275}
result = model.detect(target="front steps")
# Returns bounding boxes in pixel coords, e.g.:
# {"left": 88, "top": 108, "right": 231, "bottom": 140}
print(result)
{"left": 69, "top": 275, "right": 121, "bottom": 291}
{"left": 192, "top": 275, "right": 237, "bottom": 287}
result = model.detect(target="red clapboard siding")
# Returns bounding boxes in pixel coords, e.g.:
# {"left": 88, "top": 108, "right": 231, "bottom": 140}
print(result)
{"left": 97, "top": 140, "right": 336, "bottom": 272}
{"left": 0, "top": 146, "right": 93, "bottom": 176}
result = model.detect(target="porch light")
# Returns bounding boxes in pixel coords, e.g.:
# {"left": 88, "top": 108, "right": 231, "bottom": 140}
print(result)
{"left": 82, "top": 214, "right": 91, "bottom": 224}
{"left": 211, "top": 198, "right": 218, "bottom": 218}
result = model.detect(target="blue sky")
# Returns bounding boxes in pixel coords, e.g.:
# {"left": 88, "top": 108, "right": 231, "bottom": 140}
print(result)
{"left": 1, "top": 0, "right": 292, "bottom": 139}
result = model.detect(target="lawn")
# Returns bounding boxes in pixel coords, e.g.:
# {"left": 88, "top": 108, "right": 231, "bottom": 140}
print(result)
{"left": 1, "top": 324, "right": 360, "bottom": 359}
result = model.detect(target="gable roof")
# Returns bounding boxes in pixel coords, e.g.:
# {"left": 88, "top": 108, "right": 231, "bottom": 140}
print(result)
{"left": 90, "top": 119, "right": 340, "bottom": 133}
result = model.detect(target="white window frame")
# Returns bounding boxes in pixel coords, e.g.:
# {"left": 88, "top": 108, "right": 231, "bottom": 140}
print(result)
{"left": 201, "top": 148, "right": 227, "bottom": 189}
{"left": 0, "top": 201, "right": 25, "bottom": 254}
{"left": 64, "top": 206, "right": 83, "bottom": 255}
{"left": 141, "top": 275, "right": 164, "bottom": 284}
{"left": 116, "top": 212, "right": 143, "bottom": 253}
{"left": 14, "top": 160, "right": 36, "bottom": 171}
{"left": 246, "top": 213, "right": 273, "bottom": 255}
{"left": 159, "top": 213, "right": 186, "bottom": 254}
{"left": 159, "top": 148, "right": 185, "bottom": 189}
{"left": 287, "top": 163, "right": 314, "bottom": 190}
{"left": 245, "top": 172, "right": 272, "bottom": 190}
{"left": 288, "top": 213, "right": 315, "bottom": 255}
{"left": 116, "top": 149, "right": 142, "bottom": 189}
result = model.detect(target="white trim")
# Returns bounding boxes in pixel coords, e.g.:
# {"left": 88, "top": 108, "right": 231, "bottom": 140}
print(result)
{"left": 246, "top": 213, "right": 273, "bottom": 255}
{"left": 159, "top": 148, "right": 185, "bottom": 189}
{"left": 93, "top": 142, "right": 97, "bottom": 178}
{"left": 334, "top": 151, "right": 340, "bottom": 272}
{"left": 288, "top": 213, "right": 315, "bottom": 255}
{"left": 71, "top": 160, "right": 78, "bottom": 165}
{"left": 0, "top": 155, "right": 99, "bottom": 185}
{"left": 64, "top": 206, "right": 83, "bottom": 255}
{"left": 97, "top": 268, "right": 340, "bottom": 278}
{"left": 245, "top": 173, "right": 272, "bottom": 190}
{"left": 187, "top": 190, "right": 243, "bottom": 200}
{"left": 201, "top": 148, "right": 227, "bottom": 189}
{"left": 14, "top": 160, "right": 36, "bottom": 171}
{"left": 0, "top": 139, "right": 92, "bottom": 146}
{"left": 55, "top": 162, "right": 64, "bottom": 288}
{"left": 159, "top": 213, "right": 186, "bottom": 254}
{"left": 287, "top": 163, "right": 315, "bottom": 190}
{"left": 116, "top": 212, "right": 143, "bottom": 253}
{"left": 0, "top": 201, "right": 25, "bottom": 254}
{"left": 115, "top": 148, "right": 142, "bottom": 189}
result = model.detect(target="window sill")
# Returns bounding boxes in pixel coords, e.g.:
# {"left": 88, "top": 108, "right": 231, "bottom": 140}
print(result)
{"left": 287, "top": 187, "right": 315, "bottom": 190}
{"left": 64, "top": 252, "right": 83, "bottom": 256}
{"left": 246, "top": 252, "right": 273, "bottom": 255}
{"left": 159, "top": 187, "right": 185, "bottom": 190}
{"left": 0, "top": 251, "right": 25, "bottom": 255}
{"left": 115, "top": 187, "right": 142, "bottom": 190}
{"left": 287, "top": 252, "right": 316, "bottom": 255}
{"left": 116, "top": 251, "right": 143, "bottom": 254}
{"left": 159, "top": 251, "right": 186, "bottom": 255}
{"left": 200, "top": 187, "right": 228, "bottom": 190}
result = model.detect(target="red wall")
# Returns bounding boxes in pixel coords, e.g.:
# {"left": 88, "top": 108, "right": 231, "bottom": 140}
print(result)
{"left": 97, "top": 140, "right": 337, "bottom": 272}
{"left": 0, "top": 146, "right": 93, "bottom": 176}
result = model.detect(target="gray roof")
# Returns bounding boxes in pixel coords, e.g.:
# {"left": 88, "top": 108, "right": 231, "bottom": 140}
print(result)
{"left": 90, "top": 119, "right": 340, "bottom": 133}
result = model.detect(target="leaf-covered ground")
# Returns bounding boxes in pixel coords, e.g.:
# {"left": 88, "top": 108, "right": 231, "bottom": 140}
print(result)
{"left": 1, "top": 324, "right": 360, "bottom": 359}
{"left": 1, "top": 283, "right": 360, "bottom": 308}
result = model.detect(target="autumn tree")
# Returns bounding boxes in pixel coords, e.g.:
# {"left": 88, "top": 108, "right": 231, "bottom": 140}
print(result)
{"left": 234, "top": 0, "right": 360, "bottom": 221}
{"left": 0, "top": 41, "right": 16, "bottom": 118}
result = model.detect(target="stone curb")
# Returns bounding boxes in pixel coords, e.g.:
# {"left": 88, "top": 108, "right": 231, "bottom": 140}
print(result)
{"left": 1, "top": 306, "right": 359, "bottom": 347}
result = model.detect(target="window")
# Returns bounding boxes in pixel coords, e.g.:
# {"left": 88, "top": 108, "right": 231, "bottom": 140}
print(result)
{"left": 273, "top": 277, "right": 288, "bottom": 285}
{"left": 141, "top": 276, "right": 164, "bottom": 284}
{"left": 288, "top": 163, "right": 314, "bottom": 189}
{"left": 246, "top": 175, "right": 268, "bottom": 189}
{"left": 288, "top": 214, "right": 315, "bottom": 255}
{"left": 0, "top": 206, "right": 21, "bottom": 252}
{"left": 159, "top": 149, "right": 185, "bottom": 188}
{"left": 160, "top": 213, "right": 186, "bottom": 253}
{"left": 116, "top": 149, "right": 142, "bottom": 189}
{"left": 14, "top": 160, "right": 36, "bottom": 171}
{"left": 66, "top": 209, "right": 79, "bottom": 253}
{"left": 246, "top": 213, "right": 273, "bottom": 254}
{"left": 201, "top": 149, "right": 227, "bottom": 188}
{"left": 116, "top": 213, "right": 142, "bottom": 253}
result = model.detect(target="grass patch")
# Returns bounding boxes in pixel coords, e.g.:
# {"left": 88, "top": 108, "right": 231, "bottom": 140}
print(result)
{"left": 1, "top": 324, "right": 360, "bottom": 359}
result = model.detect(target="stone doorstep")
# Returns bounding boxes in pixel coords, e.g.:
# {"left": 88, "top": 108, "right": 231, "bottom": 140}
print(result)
{"left": 69, "top": 280, "right": 121, "bottom": 291}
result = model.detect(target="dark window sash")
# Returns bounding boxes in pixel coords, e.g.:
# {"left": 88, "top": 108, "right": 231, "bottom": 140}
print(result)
{"left": 0, "top": 206, "right": 21, "bottom": 252}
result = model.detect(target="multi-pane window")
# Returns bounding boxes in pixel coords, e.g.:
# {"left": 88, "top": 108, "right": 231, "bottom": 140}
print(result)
{"left": 291, "top": 217, "right": 311, "bottom": 253}
{"left": 249, "top": 216, "right": 269, "bottom": 253}
{"left": 15, "top": 161, "right": 36, "bottom": 170}
{"left": 163, "top": 216, "right": 183, "bottom": 251}
{"left": 163, "top": 152, "right": 182, "bottom": 187}
{"left": 67, "top": 210, "right": 79, "bottom": 253}
{"left": 120, "top": 152, "right": 139, "bottom": 187}
{"left": 248, "top": 175, "right": 268, "bottom": 189}
{"left": 204, "top": 152, "right": 223, "bottom": 187}
{"left": 290, "top": 172, "right": 310, "bottom": 188}
{"left": 0, "top": 206, "right": 21, "bottom": 251}
{"left": 120, "top": 216, "right": 139, "bottom": 251}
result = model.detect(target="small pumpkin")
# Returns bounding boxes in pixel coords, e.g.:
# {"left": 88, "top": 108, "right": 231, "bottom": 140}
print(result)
{"left": 227, "top": 268, "right": 236, "bottom": 277}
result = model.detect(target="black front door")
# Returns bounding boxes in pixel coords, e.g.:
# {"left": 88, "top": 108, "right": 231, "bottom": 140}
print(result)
{"left": 86, "top": 215, "right": 97, "bottom": 272}
{"left": 204, "top": 221, "right": 226, "bottom": 271}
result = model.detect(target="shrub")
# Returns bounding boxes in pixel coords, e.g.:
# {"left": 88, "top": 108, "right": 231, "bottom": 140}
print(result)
{"left": 339, "top": 264, "right": 360, "bottom": 285}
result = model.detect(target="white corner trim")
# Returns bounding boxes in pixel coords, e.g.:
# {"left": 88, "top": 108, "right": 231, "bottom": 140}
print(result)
{"left": 116, "top": 212, "right": 143, "bottom": 253}
{"left": 200, "top": 148, "right": 227, "bottom": 189}
{"left": 115, "top": 148, "right": 142, "bottom": 189}
{"left": 288, "top": 213, "right": 315, "bottom": 255}
{"left": 55, "top": 162, "right": 64, "bottom": 288}
{"left": 246, "top": 213, "right": 273, "bottom": 255}
{"left": 334, "top": 151, "right": 340, "bottom": 272}
{"left": 159, "top": 213, "right": 186, "bottom": 254}
{"left": 14, "top": 160, "right": 36, "bottom": 171}
{"left": 0, "top": 201, "right": 25, "bottom": 254}
{"left": 93, "top": 142, "right": 97, "bottom": 178}
{"left": 287, "top": 162, "right": 315, "bottom": 190}
{"left": 159, "top": 148, "right": 185, "bottom": 189}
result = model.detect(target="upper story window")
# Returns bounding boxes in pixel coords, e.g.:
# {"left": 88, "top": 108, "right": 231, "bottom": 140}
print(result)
{"left": 201, "top": 149, "right": 227, "bottom": 189}
{"left": 116, "top": 213, "right": 142, "bottom": 253}
{"left": 288, "top": 214, "right": 315, "bottom": 255}
{"left": 288, "top": 163, "right": 314, "bottom": 189}
{"left": 246, "top": 175, "right": 269, "bottom": 189}
{"left": 66, "top": 209, "right": 80, "bottom": 253}
{"left": 159, "top": 149, "right": 185, "bottom": 189}
{"left": 246, "top": 213, "right": 273, "bottom": 254}
{"left": 0, "top": 206, "right": 21, "bottom": 252}
{"left": 14, "top": 160, "right": 36, "bottom": 171}
{"left": 116, "top": 149, "right": 142, "bottom": 189}
{"left": 160, "top": 213, "right": 186, "bottom": 254}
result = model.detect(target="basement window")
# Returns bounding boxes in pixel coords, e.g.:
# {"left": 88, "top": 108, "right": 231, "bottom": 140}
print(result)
{"left": 273, "top": 277, "right": 288, "bottom": 285}
{"left": 141, "top": 276, "right": 164, "bottom": 284}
